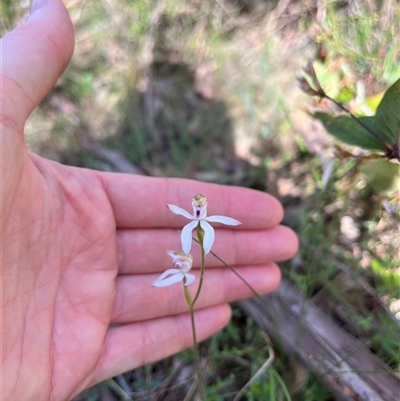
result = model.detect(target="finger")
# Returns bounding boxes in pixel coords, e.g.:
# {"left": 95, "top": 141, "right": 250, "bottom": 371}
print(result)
{"left": 117, "top": 225, "right": 298, "bottom": 274}
{"left": 88, "top": 304, "right": 232, "bottom": 388}
{"left": 100, "top": 173, "right": 283, "bottom": 229}
{"left": 112, "top": 264, "right": 280, "bottom": 323}
{"left": 1, "top": 0, "right": 74, "bottom": 129}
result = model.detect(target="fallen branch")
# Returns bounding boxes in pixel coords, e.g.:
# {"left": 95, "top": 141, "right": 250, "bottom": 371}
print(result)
{"left": 238, "top": 279, "right": 400, "bottom": 401}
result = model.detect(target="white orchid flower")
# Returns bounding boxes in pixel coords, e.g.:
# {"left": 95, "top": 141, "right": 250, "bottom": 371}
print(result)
{"left": 167, "top": 194, "right": 241, "bottom": 255}
{"left": 151, "top": 251, "right": 195, "bottom": 287}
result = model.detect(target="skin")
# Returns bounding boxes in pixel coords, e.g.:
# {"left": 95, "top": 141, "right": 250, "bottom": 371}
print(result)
{"left": 0, "top": 1, "right": 298, "bottom": 400}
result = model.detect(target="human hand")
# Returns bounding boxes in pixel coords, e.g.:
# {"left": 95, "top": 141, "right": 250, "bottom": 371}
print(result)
{"left": 1, "top": 1, "right": 298, "bottom": 400}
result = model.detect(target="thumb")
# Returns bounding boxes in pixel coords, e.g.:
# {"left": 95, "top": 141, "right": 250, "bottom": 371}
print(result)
{"left": 1, "top": 0, "right": 74, "bottom": 132}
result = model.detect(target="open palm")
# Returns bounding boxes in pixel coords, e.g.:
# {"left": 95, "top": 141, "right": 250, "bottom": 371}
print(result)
{"left": 1, "top": 2, "right": 298, "bottom": 401}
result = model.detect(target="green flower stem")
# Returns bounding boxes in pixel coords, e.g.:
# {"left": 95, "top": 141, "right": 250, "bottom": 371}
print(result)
{"left": 184, "top": 285, "right": 199, "bottom": 375}
{"left": 191, "top": 225, "right": 206, "bottom": 306}
{"left": 184, "top": 227, "right": 206, "bottom": 390}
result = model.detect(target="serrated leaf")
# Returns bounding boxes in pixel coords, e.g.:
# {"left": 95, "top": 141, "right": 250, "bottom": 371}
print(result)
{"left": 313, "top": 112, "right": 384, "bottom": 151}
{"left": 358, "top": 159, "right": 400, "bottom": 196}
{"left": 374, "top": 78, "right": 400, "bottom": 145}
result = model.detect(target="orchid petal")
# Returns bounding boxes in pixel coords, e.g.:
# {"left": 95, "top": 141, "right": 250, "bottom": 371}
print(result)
{"left": 200, "top": 220, "right": 215, "bottom": 254}
{"left": 184, "top": 273, "right": 196, "bottom": 286}
{"left": 166, "top": 250, "right": 178, "bottom": 260}
{"left": 205, "top": 215, "right": 241, "bottom": 226}
{"left": 181, "top": 220, "right": 199, "bottom": 255}
{"left": 152, "top": 268, "right": 181, "bottom": 282}
{"left": 151, "top": 271, "right": 184, "bottom": 287}
{"left": 167, "top": 204, "right": 195, "bottom": 220}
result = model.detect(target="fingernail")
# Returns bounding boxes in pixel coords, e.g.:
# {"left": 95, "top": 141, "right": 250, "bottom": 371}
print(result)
{"left": 30, "top": 0, "right": 50, "bottom": 14}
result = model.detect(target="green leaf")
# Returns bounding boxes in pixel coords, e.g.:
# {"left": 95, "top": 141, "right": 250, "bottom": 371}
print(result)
{"left": 313, "top": 112, "right": 384, "bottom": 151}
{"left": 358, "top": 159, "right": 400, "bottom": 196}
{"left": 364, "top": 92, "right": 384, "bottom": 113}
{"left": 374, "top": 78, "right": 400, "bottom": 145}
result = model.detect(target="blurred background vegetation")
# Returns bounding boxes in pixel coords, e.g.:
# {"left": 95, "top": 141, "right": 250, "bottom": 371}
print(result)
{"left": 2, "top": 0, "right": 399, "bottom": 399}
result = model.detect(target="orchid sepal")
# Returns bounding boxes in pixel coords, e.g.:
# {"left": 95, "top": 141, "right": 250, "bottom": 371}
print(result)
{"left": 204, "top": 215, "right": 241, "bottom": 225}
{"left": 181, "top": 220, "right": 199, "bottom": 255}
{"left": 167, "top": 204, "right": 195, "bottom": 220}
{"left": 200, "top": 220, "right": 215, "bottom": 254}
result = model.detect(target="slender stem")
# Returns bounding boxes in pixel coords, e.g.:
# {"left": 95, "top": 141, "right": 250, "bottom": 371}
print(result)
{"left": 185, "top": 285, "right": 199, "bottom": 375}
{"left": 302, "top": 63, "right": 391, "bottom": 154}
{"left": 192, "top": 237, "right": 265, "bottom": 301}
{"left": 325, "top": 94, "right": 388, "bottom": 149}
{"left": 183, "top": 228, "right": 206, "bottom": 394}
{"left": 191, "top": 226, "right": 205, "bottom": 306}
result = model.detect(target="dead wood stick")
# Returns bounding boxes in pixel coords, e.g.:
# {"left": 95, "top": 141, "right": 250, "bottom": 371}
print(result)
{"left": 238, "top": 279, "right": 400, "bottom": 401}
